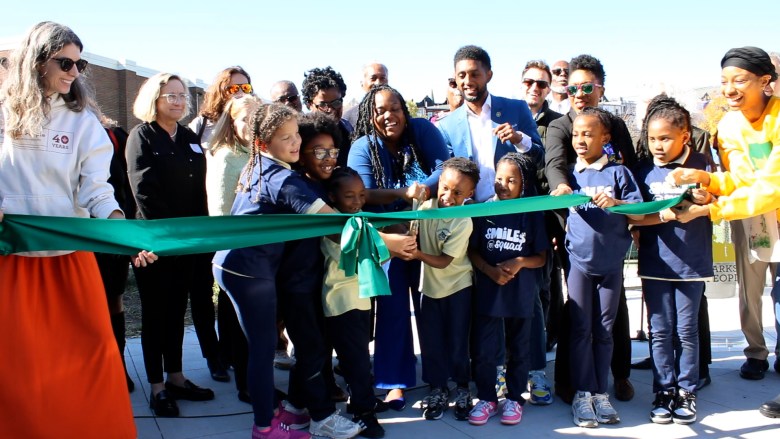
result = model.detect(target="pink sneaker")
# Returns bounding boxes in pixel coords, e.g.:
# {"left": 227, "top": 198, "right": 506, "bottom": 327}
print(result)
{"left": 468, "top": 400, "right": 498, "bottom": 425}
{"left": 252, "top": 418, "right": 312, "bottom": 439}
{"left": 501, "top": 399, "right": 523, "bottom": 425}
{"left": 276, "top": 401, "right": 311, "bottom": 429}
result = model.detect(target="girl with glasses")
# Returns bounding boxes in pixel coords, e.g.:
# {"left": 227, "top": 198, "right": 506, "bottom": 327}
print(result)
{"left": 0, "top": 21, "right": 155, "bottom": 438}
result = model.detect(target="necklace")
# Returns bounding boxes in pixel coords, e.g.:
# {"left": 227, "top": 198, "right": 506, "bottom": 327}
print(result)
{"left": 169, "top": 124, "right": 178, "bottom": 140}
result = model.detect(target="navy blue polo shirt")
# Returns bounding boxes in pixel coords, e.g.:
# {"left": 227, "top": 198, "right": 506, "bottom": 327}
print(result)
{"left": 634, "top": 150, "right": 714, "bottom": 279}
{"left": 213, "top": 155, "right": 325, "bottom": 278}
{"left": 565, "top": 159, "right": 643, "bottom": 275}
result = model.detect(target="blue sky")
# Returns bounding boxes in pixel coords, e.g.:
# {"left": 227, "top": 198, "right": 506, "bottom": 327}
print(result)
{"left": 2, "top": 1, "right": 778, "bottom": 106}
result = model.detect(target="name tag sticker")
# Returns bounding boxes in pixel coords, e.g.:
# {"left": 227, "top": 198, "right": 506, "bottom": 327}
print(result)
{"left": 47, "top": 130, "right": 74, "bottom": 154}
{"left": 190, "top": 144, "right": 203, "bottom": 154}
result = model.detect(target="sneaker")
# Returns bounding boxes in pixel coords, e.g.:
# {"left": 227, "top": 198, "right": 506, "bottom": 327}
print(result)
{"left": 672, "top": 389, "right": 697, "bottom": 425}
{"left": 422, "top": 387, "right": 449, "bottom": 420}
{"left": 277, "top": 401, "right": 311, "bottom": 429}
{"left": 453, "top": 387, "right": 473, "bottom": 421}
{"left": 528, "top": 370, "right": 553, "bottom": 405}
{"left": 592, "top": 393, "right": 620, "bottom": 424}
{"left": 650, "top": 389, "right": 675, "bottom": 424}
{"left": 274, "top": 350, "right": 295, "bottom": 370}
{"left": 309, "top": 410, "right": 364, "bottom": 439}
{"left": 253, "top": 418, "right": 312, "bottom": 439}
{"left": 571, "top": 391, "right": 598, "bottom": 428}
{"left": 500, "top": 399, "right": 523, "bottom": 425}
{"left": 468, "top": 400, "right": 498, "bottom": 425}
{"left": 495, "top": 366, "right": 507, "bottom": 398}
{"left": 352, "top": 411, "right": 385, "bottom": 439}
{"left": 740, "top": 358, "right": 769, "bottom": 380}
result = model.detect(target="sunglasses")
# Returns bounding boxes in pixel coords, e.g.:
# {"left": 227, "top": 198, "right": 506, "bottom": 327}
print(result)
{"left": 314, "top": 98, "right": 343, "bottom": 111}
{"left": 306, "top": 147, "right": 339, "bottom": 160}
{"left": 566, "top": 83, "right": 603, "bottom": 95}
{"left": 275, "top": 94, "right": 300, "bottom": 104}
{"left": 226, "top": 83, "right": 253, "bottom": 95}
{"left": 50, "top": 56, "right": 88, "bottom": 73}
{"left": 522, "top": 78, "right": 549, "bottom": 89}
{"left": 551, "top": 68, "right": 568, "bottom": 76}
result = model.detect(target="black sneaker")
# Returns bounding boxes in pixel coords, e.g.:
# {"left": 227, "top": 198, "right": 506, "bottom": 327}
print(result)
{"left": 422, "top": 388, "right": 449, "bottom": 420}
{"left": 453, "top": 387, "right": 473, "bottom": 421}
{"left": 650, "top": 389, "right": 675, "bottom": 424}
{"left": 739, "top": 358, "right": 769, "bottom": 380}
{"left": 353, "top": 411, "right": 385, "bottom": 438}
{"left": 672, "top": 388, "right": 697, "bottom": 425}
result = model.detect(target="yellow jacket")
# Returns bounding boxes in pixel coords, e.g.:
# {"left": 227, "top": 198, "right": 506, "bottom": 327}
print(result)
{"left": 706, "top": 96, "right": 780, "bottom": 221}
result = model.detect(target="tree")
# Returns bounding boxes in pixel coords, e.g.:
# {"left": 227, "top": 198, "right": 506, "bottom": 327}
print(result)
{"left": 406, "top": 99, "right": 420, "bottom": 118}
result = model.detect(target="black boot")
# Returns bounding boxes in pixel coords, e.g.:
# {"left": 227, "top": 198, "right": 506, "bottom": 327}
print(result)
{"left": 353, "top": 411, "right": 384, "bottom": 438}
{"left": 110, "top": 312, "right": 134, "bottom": 392}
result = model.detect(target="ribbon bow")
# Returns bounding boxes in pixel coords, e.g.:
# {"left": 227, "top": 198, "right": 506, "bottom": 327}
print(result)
{"left": 338, "top": 216, "right": 391, "bottom": 299}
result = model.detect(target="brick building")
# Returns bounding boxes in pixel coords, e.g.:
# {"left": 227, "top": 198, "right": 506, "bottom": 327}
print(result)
{"left": 0, "top": 47, "right": 206, "bottom": 131}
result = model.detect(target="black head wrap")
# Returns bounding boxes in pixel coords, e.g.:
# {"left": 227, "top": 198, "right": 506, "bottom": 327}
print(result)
{"left": 721, "top": 47, "right": 778, "bottom": 81}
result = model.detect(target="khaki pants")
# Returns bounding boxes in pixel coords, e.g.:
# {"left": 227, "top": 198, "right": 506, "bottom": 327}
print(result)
{"left": 732, "top": 220, "right": 778, "bottom": 360}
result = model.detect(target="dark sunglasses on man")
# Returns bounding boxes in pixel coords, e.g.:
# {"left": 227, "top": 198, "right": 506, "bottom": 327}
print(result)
{"left": 551, "top": 68, "right": 568, "bottom": 76}
{"left": 275, "top": 94, "right": 300, "bottom": 104}
{"left": 50, "top": 56, "right": 88, "bottom": 73}
{"left": 522, "top": 78, "right": 549, "bottom": 89}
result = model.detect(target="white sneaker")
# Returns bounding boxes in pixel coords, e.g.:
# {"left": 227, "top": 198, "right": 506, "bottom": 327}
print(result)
{"left": 592, "top": 393, "right": 620, "bottom": 424}
{"left": 309, "top": 410, "right": 364, "bottom": 439}
{"left": 571, "top": 391, "right": 598, "bottom": 428}
{"left": 528, "top": 370, "right": 553, "bottom": 405}
{"left": 274, "top": 350, "right": 295, "bottom": 370}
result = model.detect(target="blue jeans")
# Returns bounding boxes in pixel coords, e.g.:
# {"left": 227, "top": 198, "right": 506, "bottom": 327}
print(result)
{"left": 643, "top": 279, "right": 703, "bottom": 392}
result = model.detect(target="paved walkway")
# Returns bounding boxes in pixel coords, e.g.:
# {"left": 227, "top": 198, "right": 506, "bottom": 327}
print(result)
{"left": 127, "top": 282, "right": 780, "bottom": 438}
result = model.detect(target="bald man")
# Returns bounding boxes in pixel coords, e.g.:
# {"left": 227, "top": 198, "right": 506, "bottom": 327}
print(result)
{"left": 270, "top": 80, "right": 303, "bottom": 112}
{"left": 343, "top": 62, "right": 388, "bottom": 128}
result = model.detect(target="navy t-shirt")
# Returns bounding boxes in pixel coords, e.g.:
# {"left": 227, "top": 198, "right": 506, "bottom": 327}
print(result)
{"left": 277, "top": 176, "right": 328, "bottom": 294}
{"left": 470, "top": 208, "right": 549, "bottom": 318}
{"left": 566, "top": 161, "right": 643, "bottom": 275}
{"left": 213, "top": 155, "right": 324, "bottom": 278}
{"left": 634, "top": 151, "right": 714, "bottom": 279}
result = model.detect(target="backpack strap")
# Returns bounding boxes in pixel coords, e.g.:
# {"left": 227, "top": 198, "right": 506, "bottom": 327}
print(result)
{"left": 106, "top": 128, "right": 120, "bottom": 153}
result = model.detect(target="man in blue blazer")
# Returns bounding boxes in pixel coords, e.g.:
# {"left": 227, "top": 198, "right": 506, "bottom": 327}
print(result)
{"left": 438, "top": 45, "right": 544, "bottom": 202}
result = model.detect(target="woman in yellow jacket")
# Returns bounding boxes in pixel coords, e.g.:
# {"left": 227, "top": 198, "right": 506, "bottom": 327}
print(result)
{"left": 668, "top": 46, "right": 780, "bottom": 419}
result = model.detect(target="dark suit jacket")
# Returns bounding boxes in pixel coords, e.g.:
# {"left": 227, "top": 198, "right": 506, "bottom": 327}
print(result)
{"left": 544, "top": 108, "right": 637, "bottom": 192}
{"left": 437, "top": 94, "right": 544, "bottom": 171}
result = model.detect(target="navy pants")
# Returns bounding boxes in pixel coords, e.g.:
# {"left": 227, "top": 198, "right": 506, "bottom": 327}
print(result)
{"left": 278, "top": 290, "right": 334, "bottom": 421}
{"left": 213, "top": 267, "right": 276, "bottom": 427}
{"left": 644, "top": 279, "right": 703, "bottom": 392}
{"left": 326, "top": 310, "right": 374, "bottom": 412}
{"left": 418, "top": 287, "right": 472, "bottom": 389}
{"left": 567, "top": 265, "right": 622, "bottom": 394}
{"left": 373, "top": 258, "right": 420, "bottom": 389}
{"left": 529, "top": 291, "right": 548, "bottom": 371}
{"left": 473, "top": 314, "right": 531, "bottom": 403}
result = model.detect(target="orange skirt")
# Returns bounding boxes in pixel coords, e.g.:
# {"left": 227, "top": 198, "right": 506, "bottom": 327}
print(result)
{"left": 0, "top": 252, "right": 136, "bottom": 439}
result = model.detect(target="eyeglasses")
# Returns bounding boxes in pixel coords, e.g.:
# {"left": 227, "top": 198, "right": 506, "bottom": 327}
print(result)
{"left": 314, "top": 98, "right": 343, "bottom": 111}
{"left": 306, "top": 147, "right": 340, "bottom": 160}
{"left": 522, "top": 78, "right": 549, "bottom": 89}
{"left": 50, "top": 57, "right": 88, "bottom": 73}
{"left": 566, "top": 83, "right": 603, "bottom": 95}
{"left": 226, "top": 83, "right": 253, "bottom": 95}
{"left": 159, "top": 93, "right": 190, "bottom": 104}
{"left": 275, "top": 94, "right": 300, "bottom": 104}
{"left": 551, "top": 68, "right": 568, "bottom": 76}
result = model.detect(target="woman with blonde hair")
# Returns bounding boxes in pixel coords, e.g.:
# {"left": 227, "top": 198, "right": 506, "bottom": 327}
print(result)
{"left": 126, "top": 71, "right": 216, "bottom": 417}
{"left": 0, "top": 21, "right": 155, "bottom": 438}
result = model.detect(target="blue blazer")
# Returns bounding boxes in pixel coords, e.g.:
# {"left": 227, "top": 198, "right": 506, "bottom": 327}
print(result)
{"left": 437, "top": 95, "right": 544, "bottom": 171}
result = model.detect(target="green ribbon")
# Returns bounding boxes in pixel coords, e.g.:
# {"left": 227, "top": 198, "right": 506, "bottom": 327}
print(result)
{"left": 0, "top": 193, "right": 686, "bottom": 295}
{"left": 339, "top": 217, "right": 391, "bottom": 298}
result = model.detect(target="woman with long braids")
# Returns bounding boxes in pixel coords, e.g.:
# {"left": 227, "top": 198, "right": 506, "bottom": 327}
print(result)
{"left": 347, "top": 84, "right": 450, "bottom": 408}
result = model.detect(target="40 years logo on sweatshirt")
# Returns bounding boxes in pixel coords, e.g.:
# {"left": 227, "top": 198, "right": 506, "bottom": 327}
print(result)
{"left": 46, "top": 130, "right": 74, "bottom": 154}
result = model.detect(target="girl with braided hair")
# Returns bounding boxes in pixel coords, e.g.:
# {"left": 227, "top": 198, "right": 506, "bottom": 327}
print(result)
{"left": 347, "top": 84, "right": 450, "bottom": 408}
{"left": 631, "top": 94, "right": 713, "bottom": 425}
{"left": 213, "top": 103, "right": 366, "bottom": 439}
